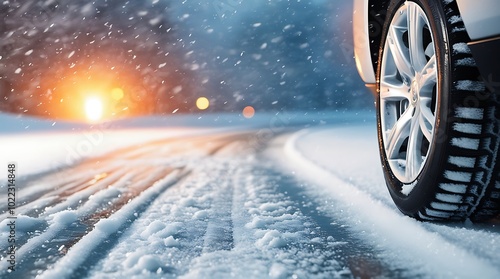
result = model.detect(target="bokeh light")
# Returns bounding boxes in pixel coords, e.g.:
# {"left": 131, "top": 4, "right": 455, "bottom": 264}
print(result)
{"left": 242, "top": 106, "right": 255, "bottom": 119}
{"left": 196, "top": 97, "right": 210, "bottom": 110}
{"left": 111, "top": 88, "right": 124, "bottom": 100}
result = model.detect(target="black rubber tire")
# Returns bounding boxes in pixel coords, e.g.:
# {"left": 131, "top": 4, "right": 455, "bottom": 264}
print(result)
{"left": 376, "top": 0, "right": 500, "bottom": 222}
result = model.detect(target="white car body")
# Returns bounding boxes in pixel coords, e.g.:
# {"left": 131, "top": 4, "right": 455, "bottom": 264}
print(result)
{"left": 353, "top": 0, "right": 500, "bottom": 88}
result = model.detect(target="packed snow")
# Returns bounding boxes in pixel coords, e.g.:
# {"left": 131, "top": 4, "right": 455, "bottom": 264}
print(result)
{"left": 1, "top": 111, "right": 499, "bottom": 278}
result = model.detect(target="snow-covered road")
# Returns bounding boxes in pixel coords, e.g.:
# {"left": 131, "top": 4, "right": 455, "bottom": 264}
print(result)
{"left": 0, "top": 112, "right": 499, "bottom": 278}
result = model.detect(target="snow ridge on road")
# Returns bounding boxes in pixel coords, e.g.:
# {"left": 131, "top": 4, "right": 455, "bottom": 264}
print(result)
{"left": 278, "top": 127, "right": 500, "bottom": 279}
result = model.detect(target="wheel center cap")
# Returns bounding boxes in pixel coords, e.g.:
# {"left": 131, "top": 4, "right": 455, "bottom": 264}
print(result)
{"left": 410, "top": 80, "right": 419, "bottom": 103}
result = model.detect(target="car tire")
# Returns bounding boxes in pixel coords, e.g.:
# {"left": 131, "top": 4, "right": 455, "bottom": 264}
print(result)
{"left": 377, "top": 0, "right": 500, "bottom": 221}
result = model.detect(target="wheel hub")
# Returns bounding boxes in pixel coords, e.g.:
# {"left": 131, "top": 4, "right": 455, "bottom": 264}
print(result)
{"left": 410, "top": 79, "right": 419, "bottom": 104}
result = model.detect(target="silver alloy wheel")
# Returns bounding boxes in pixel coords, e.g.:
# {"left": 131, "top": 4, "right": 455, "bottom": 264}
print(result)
{"left": 380, "top": 1, "right": 438, "bottom": 183}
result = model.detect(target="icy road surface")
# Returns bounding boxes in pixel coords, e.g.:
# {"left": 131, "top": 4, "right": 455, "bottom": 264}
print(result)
{"left": 0, "top": 112, "right": 499, "bottom": 278}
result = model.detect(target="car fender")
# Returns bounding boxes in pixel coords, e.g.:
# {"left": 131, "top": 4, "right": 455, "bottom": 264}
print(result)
{"left": 353, "top": 0, "right": 376, "bottom": 85}
{"left": 456, "top": 0, "right": 500, "bottom": 41}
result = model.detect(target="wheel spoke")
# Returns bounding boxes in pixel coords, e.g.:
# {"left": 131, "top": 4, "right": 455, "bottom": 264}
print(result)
{"left": 405, "top": 113, "right": 422, "bottom": 180}
{"left": 380, "top": 80, "right": 410, "bottom": 101}
{"left": 385, "top": 107, "right": 413, "bottom": 159}
{"left": 419, "top": 102, "right": 434, "bottom": 142}
{"left": 388, "top": 26, "right": 413, "bottom": 79}
{"left": 407, "top": 4, "right": 426, "bottom": 72}
{"left": 419, "top": 55, "right": 437, "bottom": 92}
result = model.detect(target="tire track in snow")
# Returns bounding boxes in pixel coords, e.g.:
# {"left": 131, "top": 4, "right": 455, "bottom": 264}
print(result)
{"left": 81, "top": 138, "right": 352, "bottom": 278}
{"left": 0, "top": 167, "right": 183, "bottom": 278}
{"left": 85, "top": 162, "right": 235, "bottom": 277}
{"left": 202, "top": 178, "right": 234, "bottom": 253}
{"left": 185, "top": 160, "right": 349, "bottom": 279}
{"left": 0, "top": 165, "right": 121, "bottom": 221}
{"left": 0, "top": 168, "right": 130, "bottom": 257}
{"left": 38, "top": 170, "right": 188, "bottom": 279}
{"left": 0, "top": 133, "right": 247, "bottom": 278}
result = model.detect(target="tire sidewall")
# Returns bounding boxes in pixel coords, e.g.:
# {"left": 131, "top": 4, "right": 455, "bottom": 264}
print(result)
{"left": 377, "top": 0, "right": 452, "bottom": 215}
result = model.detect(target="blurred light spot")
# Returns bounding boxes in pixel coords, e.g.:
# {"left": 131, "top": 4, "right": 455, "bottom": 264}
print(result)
{"left": 111, "top": 88, "right": 124, "bottom": 100}
{"left": 85, "top": 97, "right": 103, "bottom": 122}
{"left": 196, "top": 97, "right": 210, "bottom": 110}
{"left": 90, "top": 173, "right": 108, "bottom": 184}
{"left": 243, "top": 106, "right": 255, "bottom": 119}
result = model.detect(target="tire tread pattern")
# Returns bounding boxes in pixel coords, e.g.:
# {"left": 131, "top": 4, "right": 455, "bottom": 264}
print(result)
{"left": 416, "top": 0, "right": 500, "bottom": 222}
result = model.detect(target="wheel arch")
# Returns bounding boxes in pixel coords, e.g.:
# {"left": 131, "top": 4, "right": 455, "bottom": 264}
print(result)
{"left": 367, "top": 0, "right": 390, "bottom": 80}
{"left": 353, "top": 0, "right": 390, "bottom": 88}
